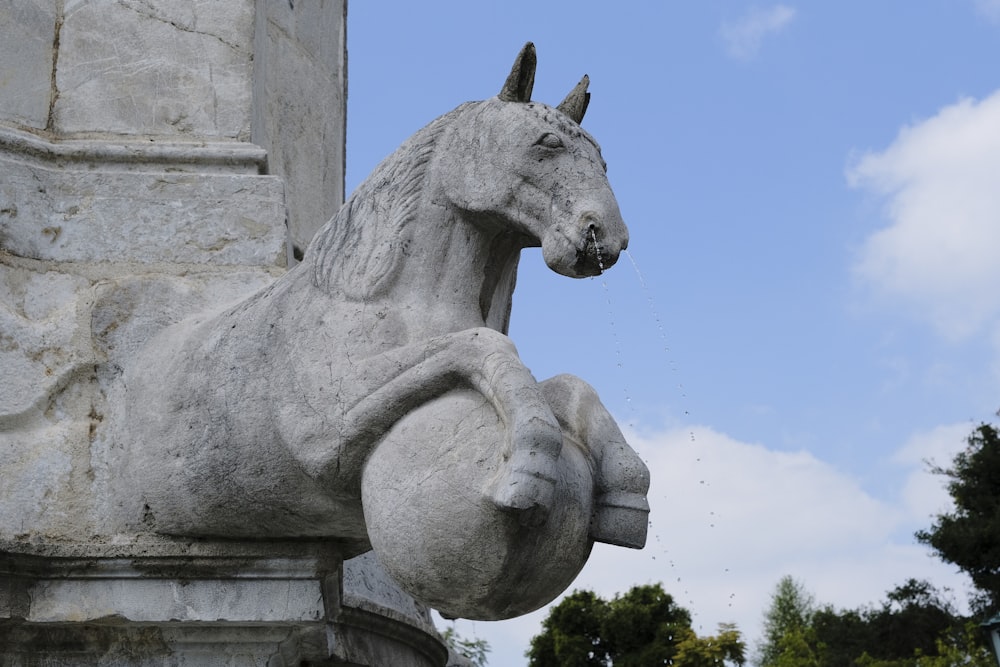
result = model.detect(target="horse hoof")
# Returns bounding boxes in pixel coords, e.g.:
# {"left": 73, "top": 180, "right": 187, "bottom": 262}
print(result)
{"left": 493, "top": 490, "right": 549, "bottom": 527}
{"left": 491, "top": 471, "right": 555, "bottom": 527}
{"left": 590, "top": 491, "right": 650, "bottom": 548}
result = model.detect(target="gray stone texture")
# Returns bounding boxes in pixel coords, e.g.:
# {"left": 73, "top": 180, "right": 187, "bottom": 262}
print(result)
{"left": 253, "top": 0, "right": 347, "bottom": 254}
{"left": 0, "top": 12, "right": 645, "bottom": 663}
{"left": 0, "top": 541, "right": 448, "bottom": 666}
{"left": 114, "top": 43, "right": 650, "bottom": 621}
{"left": 0, "top": 1, "right": 437, "bottom": 663}
{"left": 1, "top": 148, "right": 286, "bottom": 265}
{"left": 0, "top": 0, "right": 56, "bottom": 129}
{"left": 55, "top": 0, "right": 255, "bottom": 139}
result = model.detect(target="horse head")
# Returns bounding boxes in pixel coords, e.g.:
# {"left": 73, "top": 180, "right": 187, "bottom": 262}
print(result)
{"left": 437, "top": 42, "right": 628, "bottom": 278}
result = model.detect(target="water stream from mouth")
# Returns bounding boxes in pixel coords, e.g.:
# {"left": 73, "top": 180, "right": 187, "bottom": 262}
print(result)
{"left": 582, "top": 231, "right": 734, "bottom": 623}
{"left": 622, "top": 249, "right": 688, "bottom": 421}
{"left": 590, "top": 227, "right": 606, "bottom": 275}
{"left": 590, "top": 229, "right": 631, "bottom": 414}
{"left": 616, "top": 248, "right": 735, "bottom": 620}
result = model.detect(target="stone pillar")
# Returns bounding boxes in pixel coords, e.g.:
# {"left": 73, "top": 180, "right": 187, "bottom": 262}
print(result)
{"left": 253, "top": 0, "right": 348, "bottom": 259}
{"left": 0, "top": 1, "right": 444, "bottom": 664}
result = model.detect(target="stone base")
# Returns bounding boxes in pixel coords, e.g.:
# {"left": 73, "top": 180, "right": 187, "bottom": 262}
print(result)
{"left": 0, "top": 540, "right": 447, "bottom": 667}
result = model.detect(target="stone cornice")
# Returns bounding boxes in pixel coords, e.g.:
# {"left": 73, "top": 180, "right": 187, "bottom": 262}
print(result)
{"left": 0, "top": 124, "right": 268, "bottom": 174}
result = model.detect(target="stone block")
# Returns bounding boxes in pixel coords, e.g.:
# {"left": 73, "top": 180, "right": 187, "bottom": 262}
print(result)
{"left": 0, "top": 542, "right": 447, "bottom": 666}
{"left": 252, "top": 0, "right": 347, "bottom": 253}
{"left": 0, "top": 0, "right": 56, "bottom": 129}
{"left": 55, "top": 0, "right": 254, "bottom": 139}
{"left": 27, "top": 578, "right": 325, "bottom": 623}
{"left": 0, "top": 155, "right": 286, "bottom": 265}
{"left": 0, "top": 263, "right": 93, "bottom": 423}
{"left": 0, "top": 258, "right": 280, "bottom": 541}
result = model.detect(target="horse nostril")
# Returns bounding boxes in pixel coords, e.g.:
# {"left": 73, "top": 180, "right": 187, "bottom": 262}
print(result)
{"left": 580, "top": 211, "right": 602, "bottom": 235}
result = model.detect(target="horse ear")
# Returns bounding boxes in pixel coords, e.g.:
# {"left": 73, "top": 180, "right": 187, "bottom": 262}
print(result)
{"left": 499, "top": 42, "right": 536, "bottom": 102}
{"left": 557, "top": 75, "right": 590, "bottom": 124}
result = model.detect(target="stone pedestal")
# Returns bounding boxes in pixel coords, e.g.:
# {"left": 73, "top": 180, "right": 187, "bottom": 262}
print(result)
{"left": 0, "top": 541, "right": 446, "bottom": 666}
{"left": 0, "top": 2, "right": 447, "bottom": 664}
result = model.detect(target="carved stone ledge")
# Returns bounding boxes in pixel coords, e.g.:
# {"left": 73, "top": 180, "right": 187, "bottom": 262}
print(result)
{"left": 0, "top": 540, "right": 446, "bottom": 666}
{"left": 0, "top": 126, "right": 287, "bottom": 267}
{"left": 0, "top": 125, "right": 269, "bottom": 175}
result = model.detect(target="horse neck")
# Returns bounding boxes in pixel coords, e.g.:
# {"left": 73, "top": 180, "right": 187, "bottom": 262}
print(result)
{"left": 389, "top": 199, "right": 523, "bottom": 336}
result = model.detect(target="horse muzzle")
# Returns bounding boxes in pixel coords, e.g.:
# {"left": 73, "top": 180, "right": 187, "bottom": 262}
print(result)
{"left": 542, "top": 207, "right": 628, "bottom": 278}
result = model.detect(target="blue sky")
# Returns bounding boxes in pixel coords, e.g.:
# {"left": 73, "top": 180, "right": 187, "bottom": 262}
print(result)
{"left": 347, "top": 2, "right": 1000, "bottom": 663}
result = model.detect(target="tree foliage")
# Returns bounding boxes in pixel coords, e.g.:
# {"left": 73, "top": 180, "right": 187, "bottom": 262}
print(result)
{"left": 753, "top": 577, "right": 987, "bottom": 667}
{"left": 442, "top": 627, "right": 490, "bottom": 667}
{"left": 916, "top": 423, "right": 1000, "bottom": 616}
{"left": 814, "top": 579, "right": 960, "bottom": 665}
{"left": 527, "top": 584, "right": 745, "bottom": 667}
{"left": 756, "top": 575, "right": 816, "bottom": 667}
{"left": 854, "top": 621, "right": 995, "bottom": 667}
{"left": 675, "top": 623, "right": 748, "bottom": 667}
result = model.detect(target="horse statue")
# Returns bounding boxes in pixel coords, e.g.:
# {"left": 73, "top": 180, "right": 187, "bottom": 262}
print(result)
{"left": 116, "top": 43, "right": 649, "bottom": 620}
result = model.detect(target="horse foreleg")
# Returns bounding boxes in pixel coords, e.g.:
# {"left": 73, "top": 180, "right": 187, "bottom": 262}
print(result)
{"left": 539, "top": 374, "right": 650, "bottom": 548}
{"left": 299, "top": 327, "right": 563, "bottom": 525}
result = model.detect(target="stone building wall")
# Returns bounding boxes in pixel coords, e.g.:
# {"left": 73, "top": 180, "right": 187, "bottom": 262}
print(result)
{"left": 0, "top": 0, "right": 345, "bottom": 249}
{"left": 0, "top": 2, "right": 447, "bottom": 664}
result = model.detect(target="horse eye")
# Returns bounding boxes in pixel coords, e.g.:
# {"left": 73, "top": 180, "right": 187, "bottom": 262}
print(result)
{"left": 535, "top": 133, "right": 564, "bottom": 149}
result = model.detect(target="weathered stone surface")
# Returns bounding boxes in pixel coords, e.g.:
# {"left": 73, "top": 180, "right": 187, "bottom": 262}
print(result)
{"left": 55, "top": 0, "right": 255, "bottom": 139}
{"left": 0, "top": 256, "right": 279, "bottom": 541}
{"left": 0, "top": 0, "right": 56, "bottom": 130}
{"left": 115, "top": 43, "right": 650, "bottom": 620}
{"left": 0, "top": 264, "right": 93, "bottom": 425}
{"left": 0, "top": 150, "right": 286, "bottom": 265}
{"left": 253, "top": 0, "right": 347, "bottom": 253}
{"left": 0, "top": 2, "right": 452, "bottom": 664}
{"left": 343, "top": 551, "right": 435, "bottom": 625}
{"left": 362, "top": 389, "right": 595, "bottom": 619}
{"left": 28, "top": 578, "right": 325, "bottom": 623}
{"left": 0, "top": 22, "right": 641, "bottom": 662}
{"left": 0, "top": 541, "right": 447, "bottom": 666}
{"left": 0, "top": 262, "right": 97, "bottom": 541}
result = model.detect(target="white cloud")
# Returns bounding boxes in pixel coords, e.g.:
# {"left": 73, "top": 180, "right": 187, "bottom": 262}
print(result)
{"left": 848, "top": 90, "right": 1000, "bottom": 340}
{"left": 892, "top": 421, "right": 971, "bottom": 522}
{"left": 451, "top": 424, "right": 974, "bottom": 665}
{"left": 719, "top": 5, "right": 797, "bottom": 60}
{"left": 974, "top": 0, "right": 1000, "bottom": 22}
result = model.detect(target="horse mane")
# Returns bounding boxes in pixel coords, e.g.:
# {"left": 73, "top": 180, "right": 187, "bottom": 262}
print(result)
{"left": 309, "top": 103, "right": 472, "bottom": 299}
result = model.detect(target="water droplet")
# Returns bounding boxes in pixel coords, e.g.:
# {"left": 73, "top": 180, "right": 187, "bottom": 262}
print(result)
{"left": 590, "top": 228, "right": 606, "bottom": 274}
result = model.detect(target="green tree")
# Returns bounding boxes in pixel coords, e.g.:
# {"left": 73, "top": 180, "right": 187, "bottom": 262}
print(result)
{"left": 442, "top": 627, "right": 490, "bottom": 667}
{"left": 674, "top": 623, "right": 748, "bottom": 667}
{"left": 812, "top": 580, "right": 960, "bottom": 665}
{"left": 770, "top": 626, "right": 820, "bottom": 667}
{"left": 916, "top": 423, "right": 1000, "bottom": 616}
{"left": 854, "top": 621, "right": 995, "bottom": 667}
{"left": 527, "top": 589, "right": 608, "bottom": 667}
{"left": 756, "top": 575, "right": 816, "bottom": 667}
{"left": 755, "top": 577, "right": 989, "bottom": 667}
{"left": 867, "top": 579, "right": 959, "bottom": 660}
{"left": 811, "top": 606, "right": 872, "bottom": 666}
{"left": 527, "top": 584, "right": 745, "bottom": 667}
